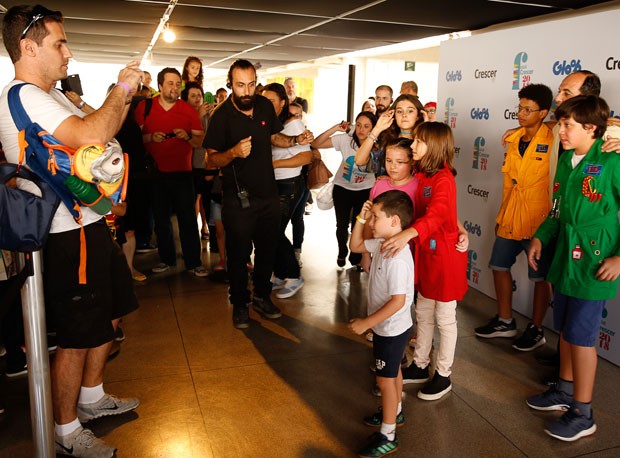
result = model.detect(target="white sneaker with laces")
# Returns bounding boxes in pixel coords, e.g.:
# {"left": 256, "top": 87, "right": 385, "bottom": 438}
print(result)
{"left": 77, "top": 393, "right": 140, "bottom": 423}
{"left": 188, "top": 266, "right": 209, "bottom": 277}
{"left": 272, "top": 277, "right": 286, "bottom": 290}
{"left": 55, "top": 426, "right": 116, "bottom": 458}
{"left": 275, "top": 277, "right": 304, "bottom": 298}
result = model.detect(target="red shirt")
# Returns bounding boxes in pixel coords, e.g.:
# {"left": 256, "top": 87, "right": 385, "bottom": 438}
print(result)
{"left": 412, "top": 167, "right": 468, "bottom": 301}
{"left": 134, "top": 97, "right": 202, "bottom": 172}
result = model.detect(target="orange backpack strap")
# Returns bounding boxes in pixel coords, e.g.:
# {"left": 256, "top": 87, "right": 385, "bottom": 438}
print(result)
{"left": 72, "top": 209, "right": 88, "bottom": 285}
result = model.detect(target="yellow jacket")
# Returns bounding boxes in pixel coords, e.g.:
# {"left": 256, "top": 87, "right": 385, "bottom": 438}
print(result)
{"left": 496, "top": 123, "right": 554, "bottom": 240}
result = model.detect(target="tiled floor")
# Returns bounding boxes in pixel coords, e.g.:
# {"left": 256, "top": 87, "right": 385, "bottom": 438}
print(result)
{"left": 1, "top": 207, "right": 620, "bottom": 457}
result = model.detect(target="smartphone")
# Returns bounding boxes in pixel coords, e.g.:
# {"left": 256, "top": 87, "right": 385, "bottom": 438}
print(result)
{"left": 204, "top": 92, "right": 215, "bottom": 104}
{"left": 60, "top": 74, "right": 83, "bottom": 96}
{"left": 163, "top": 132, "right": 176, "bottom": 139}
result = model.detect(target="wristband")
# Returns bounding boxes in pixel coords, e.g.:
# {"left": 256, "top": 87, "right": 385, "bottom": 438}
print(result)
{"left": 356, "top": 214, "right": 367, "bottom": 224}
{"left": 77, "top": 101, "right": 86, "bottom": 109}
{"left": 115, "top": 81, "right": 131, "bottom": 95}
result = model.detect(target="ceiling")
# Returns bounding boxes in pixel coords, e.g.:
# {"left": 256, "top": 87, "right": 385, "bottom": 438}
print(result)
{"left": 0, "top": 0, "right": 613, "bottom": 70}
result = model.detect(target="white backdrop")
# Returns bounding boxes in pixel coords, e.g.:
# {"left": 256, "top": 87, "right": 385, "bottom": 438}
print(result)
{"left": 438, "top": 8, "right": 620, "bottom": 365}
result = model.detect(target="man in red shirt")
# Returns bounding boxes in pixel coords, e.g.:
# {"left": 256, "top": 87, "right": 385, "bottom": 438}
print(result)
{"left": 135, "top": 68, "right": 207, "bottom": 276}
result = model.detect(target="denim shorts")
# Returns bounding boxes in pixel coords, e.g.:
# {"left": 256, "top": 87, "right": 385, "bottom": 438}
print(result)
{"left": 373, "top": 327, "right": 410, "bottom": 378}
{"left": 209, "top": 200, "right": 222, "bottom": 225}
{"left": 489, "top": 235, "right": 550, "bottom": 280}
{"left": 553, "top": 292, "right": 605, "bottom": 347}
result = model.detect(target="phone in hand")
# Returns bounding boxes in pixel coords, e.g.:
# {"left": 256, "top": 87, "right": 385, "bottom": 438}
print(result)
{"left": 163, "top": 132, "right": 176, "bottom": 139}
{"left": 204, "top": 92, "right": 215, "bottom": 104}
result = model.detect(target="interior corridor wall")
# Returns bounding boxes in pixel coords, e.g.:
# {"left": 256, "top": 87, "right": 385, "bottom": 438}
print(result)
{"left": 438, "top": 8, "right": 620, "bottom": 365}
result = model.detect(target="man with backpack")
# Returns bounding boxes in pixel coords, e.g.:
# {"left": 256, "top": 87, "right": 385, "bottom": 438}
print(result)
{"left": 0, "top": 5, "right": 143, "bottom": 457}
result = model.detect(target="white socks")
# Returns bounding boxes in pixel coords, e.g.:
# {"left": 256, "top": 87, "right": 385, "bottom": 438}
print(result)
{"left": 78, "top": 383, "right": 105, "bottom": 405}
{"left": 380, "top": 422, "right": 396, "bottom": 441}
{"left": 55, "top": 417, "right": 81, "bottom": 437}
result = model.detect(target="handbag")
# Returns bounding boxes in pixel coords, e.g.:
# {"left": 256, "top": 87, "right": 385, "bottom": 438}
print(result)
{"left": 0, "top": 163, "right": 60, "bottom": 252}
{"left": 306, "top": 157, "right": 333, "bottom": 189}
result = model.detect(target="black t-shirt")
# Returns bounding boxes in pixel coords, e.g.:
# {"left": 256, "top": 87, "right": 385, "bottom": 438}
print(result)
{"left": 203, "top": 96, "right": 282, "bottom": 199}
{"left": 115, "top": 96, "right": 149, "bottom": 175}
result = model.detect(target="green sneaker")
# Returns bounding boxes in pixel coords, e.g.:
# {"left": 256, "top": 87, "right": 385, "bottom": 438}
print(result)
{"left": 363, "top": 407, "right": 405, "bottom": 427}
{"left": 358, "top": 432, "right": 399, "bottom": 457}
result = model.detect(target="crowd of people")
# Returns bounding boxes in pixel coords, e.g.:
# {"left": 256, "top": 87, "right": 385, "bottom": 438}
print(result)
{"left": 1, "top": 3, "right": 620, "bottom": 458}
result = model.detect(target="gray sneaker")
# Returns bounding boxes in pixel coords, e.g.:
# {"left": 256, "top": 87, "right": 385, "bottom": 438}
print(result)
{"left": 55, "top": 427, "right": 116, "bottom": 458}
{"left": 526, "top": 386, "right": 572, "bottom": 411}
{"left": 77, "top": 393, "right": 140, "bottom": 423}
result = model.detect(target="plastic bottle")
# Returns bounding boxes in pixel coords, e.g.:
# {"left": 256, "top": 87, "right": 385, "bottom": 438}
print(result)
{"left": 64, "top": 175, "right": 112, "bottom": 215}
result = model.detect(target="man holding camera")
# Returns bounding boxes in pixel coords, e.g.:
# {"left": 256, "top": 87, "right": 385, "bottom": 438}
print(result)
{"left": 135, "top": 67, "right": 207, "bottom": 277}
{"left": 205, "top": 59, "right": 313, "bottom": 329}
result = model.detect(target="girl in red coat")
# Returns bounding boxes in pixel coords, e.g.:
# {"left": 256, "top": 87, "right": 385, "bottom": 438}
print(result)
{"left": 382, "top": 122, "right": 468, "bottom": 401}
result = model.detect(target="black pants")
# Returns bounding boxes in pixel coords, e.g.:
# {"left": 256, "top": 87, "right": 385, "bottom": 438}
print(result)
{"left": 222, "top": 194, "right": 280, "bottom": 307}
{"left": 151, "top": 172, "right": 202, "bottom": 269}
{"left": 332, "top": 184, "right": 370, "bottom": 266}
{"left": 274, "top": 176, "right": 304, "bottom": 280}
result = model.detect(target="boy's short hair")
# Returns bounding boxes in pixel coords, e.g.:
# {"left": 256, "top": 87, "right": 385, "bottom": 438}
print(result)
{"left": 372, "top": 190, "right": 413, "bottom": 230}
{"left": 518, "top": 83, "right": 553, "bottom": 110}
{"left": 554, "top": 95, "right": 610, "bottom": 139}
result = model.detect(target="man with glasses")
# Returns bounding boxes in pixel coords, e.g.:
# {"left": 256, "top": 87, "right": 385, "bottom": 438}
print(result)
{"left": 475, "top": 84, "right": 555, "bottom": 351}
{"left": 0, "top": 5, "right": 143, "bottom": 457}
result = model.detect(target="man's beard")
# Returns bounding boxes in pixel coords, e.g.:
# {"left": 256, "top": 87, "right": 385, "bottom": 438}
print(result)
{"left": 376, "top": 104, "right": 388, "bottom": 114}
{"left": 233, "top": 93, "right": 255, "bottom": 111}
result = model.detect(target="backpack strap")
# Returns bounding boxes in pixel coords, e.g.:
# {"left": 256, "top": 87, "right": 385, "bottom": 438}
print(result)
{"left": 7, "top": 83, "right": 33, "bottom": 132}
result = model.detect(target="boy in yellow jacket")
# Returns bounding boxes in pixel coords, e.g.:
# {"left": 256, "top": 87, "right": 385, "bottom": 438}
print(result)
{"left": 475, "top": 84, "right": 554, "bottom": 351}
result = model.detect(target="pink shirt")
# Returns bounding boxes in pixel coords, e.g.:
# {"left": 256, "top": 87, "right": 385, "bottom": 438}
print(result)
{"left": 370, "top": 176, "right": 418, "bottom": 209}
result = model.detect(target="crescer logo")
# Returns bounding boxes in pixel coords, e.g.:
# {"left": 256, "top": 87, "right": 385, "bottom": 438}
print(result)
{"left": 512, "top": 52, "right": 533, "bottom": 90}
{"left": 467, "top": 249, "right": 481, "bottom": 284}
{"left": 472, "top": 136, "right": 489, "bottom": 171}
{"left": 444, "top": 97, "right": 458, "bottom": 128}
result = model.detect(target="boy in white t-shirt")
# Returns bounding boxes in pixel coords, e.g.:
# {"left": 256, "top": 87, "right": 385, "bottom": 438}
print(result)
{"left": 349, "top": 190, "right": 414, "bottom": 457}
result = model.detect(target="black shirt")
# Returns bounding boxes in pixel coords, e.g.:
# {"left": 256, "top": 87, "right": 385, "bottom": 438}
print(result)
{"left": 203, "top": 95, "right": 282, "bottom": 199}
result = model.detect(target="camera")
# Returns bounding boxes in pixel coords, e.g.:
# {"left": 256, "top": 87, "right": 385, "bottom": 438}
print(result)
{"left": 237, "top": 188, "right": 250, "bottom": 209}
{"left": 163, "top": 132, "right": 176, "bottom": 139}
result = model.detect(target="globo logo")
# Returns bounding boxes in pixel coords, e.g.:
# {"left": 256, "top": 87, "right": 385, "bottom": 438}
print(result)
{"left": 463, "top": 220, "right": 482, "bottom": 236}
{"left": 470, "top": 108, "right": 490, "bottom": 120}
{"left": 446, "top": 70, "right": 462, "bottom": 82}
{"left": 552, "top": 59, "right": 582, "bottom": 76}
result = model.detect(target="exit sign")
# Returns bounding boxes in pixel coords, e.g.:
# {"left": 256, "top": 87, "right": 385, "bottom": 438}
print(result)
{"left": 404, "top": 61, "right": 416, "bottom": 71}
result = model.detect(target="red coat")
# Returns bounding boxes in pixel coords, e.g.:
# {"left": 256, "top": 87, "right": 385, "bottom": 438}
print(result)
{"left": 412, "top": 167, "right": 468, "bottom": 302}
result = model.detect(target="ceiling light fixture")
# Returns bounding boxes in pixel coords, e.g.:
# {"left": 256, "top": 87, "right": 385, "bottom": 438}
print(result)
{"left": 141, "top": 0, "right": 178, "bottom": 66}
{"left": 162, "top": 23, "right": 175, "bottom": 43}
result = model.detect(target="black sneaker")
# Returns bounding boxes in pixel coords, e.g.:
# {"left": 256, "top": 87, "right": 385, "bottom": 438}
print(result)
{"left": 358, "top": 432, "right": 398, "bottom": 458}
{"left": 363, "top": 407, "right": 405, "bottom": 428}
{"left": 402, "top": 364, "right": 429, "bottom": 385}
{"left": 233, "top": 305, "right": 250, "bottom": 329}
{"left": 474, "top": 315, "right": 517, "bottom": 338}
{"left": 135, "top": 243, "right": 157, "bottom": 254}
{"left": 417, "top": 371, "right": 452, "bottom": 401}
{"left": 512, "top": 322, "right": 546, "bottom": 351}
{"left": 252, "top": 296, "right": 282, "bottom": 319}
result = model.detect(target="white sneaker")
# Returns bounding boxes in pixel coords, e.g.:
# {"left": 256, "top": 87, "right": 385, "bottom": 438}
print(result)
{"left": 188, "top": 266, "right": 208, "bottom": 277}
{"left": 272, "top": 277, "right": 286, "bottom": 290}
{"left": 151, "top": 263, "right": 170, "bottom": 273}
{"left": 275, "top": 277, "right": 304, "bottom": 299}
{"left": 55, "top": 426, "right": 116, "bottom": 458}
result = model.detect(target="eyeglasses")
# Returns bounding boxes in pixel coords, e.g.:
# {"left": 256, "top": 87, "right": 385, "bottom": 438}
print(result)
{"left": 426, "top": 109, "right": 436, "bottom": 114}
{"left": 516, "top": 105, "right": 542, "bottom": 115}
{"left": 20, "top": 6, "right": 58, "bottom": 40}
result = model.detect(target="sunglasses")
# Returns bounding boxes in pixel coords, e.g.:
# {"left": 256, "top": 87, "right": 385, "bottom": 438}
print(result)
{"left": 20, "top": 5, "right": 59, "bottom": 40}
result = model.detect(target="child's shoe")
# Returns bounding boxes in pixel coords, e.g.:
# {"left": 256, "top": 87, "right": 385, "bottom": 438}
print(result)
{"left": 358, "top": 432, "right": 398, "bottom": 457}
{"left": 526, "top": 386, "right": 572, "bottom": 411}
{"left": 402, "top": 364, "right": 429, "bottom": 384}
{"left": 417, "top": 371, "right": 452, "bottom": 401}
{"left": 544, "top": 406, "right": 596, "bottom": 441}
{"left": 363, "top": 407, "right": 405, "bottom": 428}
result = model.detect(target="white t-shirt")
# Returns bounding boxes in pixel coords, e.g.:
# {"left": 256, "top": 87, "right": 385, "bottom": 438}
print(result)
{"left": 272, "top": 119, "right": 309, "bottom": 180}
{"left": 0, "top": 80, "right": 102, "bottom": 233}
{"left": 331, "top": 133, "right": 375, "bottom": 191}
{"left": 364, "top": 238, "right": 414, "bottom": 337}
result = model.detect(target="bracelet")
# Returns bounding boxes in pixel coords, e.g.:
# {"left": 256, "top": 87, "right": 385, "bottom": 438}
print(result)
{"left": 368, "top": 132, "right": 378, "bottom": 143}
{"left": 115, "top": 81, "right": 131, "bottom": 95}
{"left": 77, "top": 100, "right": 86, "bottom": 109}
{"left": 356, "top": 214, "right": 367, "bottom": 224}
